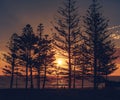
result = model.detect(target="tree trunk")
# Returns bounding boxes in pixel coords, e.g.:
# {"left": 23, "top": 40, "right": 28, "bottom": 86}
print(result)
{"left": 15, "top": 68, "right": 18, "bottom": 88}
{"left": 68, "top": 0, "right": 72, "bottom": 89}
{"left": 68, "top": 52, "right": 72, "bottom": 89}
{"left": 93, "top": 41, "right": 97, "bottom": 89}
{"left": 10, "top": 58, "right": 15, "bottom": 88}
{"left": 43, "top": 66, "right": 47, "bottom": 89}
{"left": 81, "top": 74, "right": 84, "bottom": 89}
{"left": 25, "top": 64, "right": 28, "bottom": 89}
{"left": 37, "top": 68, "right": 40, "bottom": 89}
{"left": 81, "top": 66, "right": 85, "bottom": 89}
{"left": 30, "top": 65, "right": 34, "bottom": 88}
{"left": 73, "top": 65, "right": 76, "bottom": 88}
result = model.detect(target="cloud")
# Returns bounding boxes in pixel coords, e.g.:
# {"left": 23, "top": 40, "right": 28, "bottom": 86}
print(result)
{"left": 110, "top": 34, "right": 120, "bottom": 40}
{"left": 0, "top": 0, "right": 120, "bottom": 52}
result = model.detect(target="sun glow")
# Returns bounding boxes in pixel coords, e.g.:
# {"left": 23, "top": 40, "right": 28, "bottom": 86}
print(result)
{"left": 56, "top": 58, "right": 63, "bottom": 66}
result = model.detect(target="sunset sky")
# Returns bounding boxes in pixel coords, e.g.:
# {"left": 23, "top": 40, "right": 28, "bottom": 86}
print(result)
{"left": 0, "top": 0, "right": 120, "bottom": 75}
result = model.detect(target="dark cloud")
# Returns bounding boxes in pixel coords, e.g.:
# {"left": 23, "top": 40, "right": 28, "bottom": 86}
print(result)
{"left": 0, "top": 0, "right": 120, "bottom": 51}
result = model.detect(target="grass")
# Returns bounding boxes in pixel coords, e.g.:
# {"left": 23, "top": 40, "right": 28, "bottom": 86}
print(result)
{"left": 0, "top": 88, "right": 120, "bottom": 100}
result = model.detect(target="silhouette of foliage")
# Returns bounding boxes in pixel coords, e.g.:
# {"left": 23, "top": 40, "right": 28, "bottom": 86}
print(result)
{"left": 17, "top": 24, "right": 37, "bottom": 88}
{"left": 83, "top": 0, "right": 117, "bottom": 89}
{"left": 3, "top": 33, "right": 19, "bottom": 88}
{"left": 33, "top": 23, "right": 45, "bottom": 89}
{"left": 34, "top": 23, "right": 55, "bottom": 89}
{"left": 1, "top": 0, "right": 118, "bottom": 89}
{"left": 54, "top": 0, "right": 81, "bottom": 89}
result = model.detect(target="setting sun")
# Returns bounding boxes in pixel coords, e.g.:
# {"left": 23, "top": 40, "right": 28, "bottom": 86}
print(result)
{"left": 0, "top": 0, "right": 120, "bottom": 95}
{"left": 56, "top": 58, "right": 63, "bottom": 66}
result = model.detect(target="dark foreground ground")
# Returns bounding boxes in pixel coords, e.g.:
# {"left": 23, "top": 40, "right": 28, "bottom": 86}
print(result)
{"left": 0, "top": 88, "right": 120, "bottom": 100}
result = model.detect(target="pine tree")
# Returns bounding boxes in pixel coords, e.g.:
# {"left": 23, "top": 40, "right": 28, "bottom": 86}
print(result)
{"left": 34, "top": 23, "right": 44, "bottom": 89}
{"left": 54, "top": 0, "right": 81, "bottom": 89}
{"left": 18, "top": 24, "right": 37, "bottom": 88}
{"left": 83, "top": 0, "right": 117, "bottom": 89}
{"left": 42, "top": 35, "right": 55, "bottom": 89}
{"left": 34, "top": 24, "right": 55, "bottom": 89}
{"left": 3, "top": 33, "right": 19, "bottom": 88}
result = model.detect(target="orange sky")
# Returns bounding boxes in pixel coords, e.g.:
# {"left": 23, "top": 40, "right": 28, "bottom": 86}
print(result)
{"left": 0, "top": 0, "right": 120, "bottom": 76}
{"left": 0, "top": 51, "right": 120, "bottom": 76}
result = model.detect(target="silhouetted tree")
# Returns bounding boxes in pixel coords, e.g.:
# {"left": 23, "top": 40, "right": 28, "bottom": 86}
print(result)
{"left": 18, "top": 24, "right": 37, "bottom": 88}
{"left": 54, "top": 0, "right": 81, "bottom": 89}
{"left": 71, "top": 40, "right": 92, "bottom": 88}
{"left": 34, "top": 23, "right": 44, "bottom": 89}
{"left": 81, "top": 44, "right": 92, "bottom": 88}
{"left": 83, "top": 0, "right": 117, "bottom": 89}
{"left": 3, "top": 33, "right": 19, "bottom": 88}
{"left": 14, "top": 66, "right": 19, "bottom": 88}
{"left": 34, "top": 24, "right": 55, "bottom": 89}
{"left": 42, "top": 35, "right": 55, "bottom": 89}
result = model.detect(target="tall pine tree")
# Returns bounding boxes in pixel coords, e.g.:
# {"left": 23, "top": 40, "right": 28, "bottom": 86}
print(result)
{"left": 34, "top": 24, "right": 55, "bottom": 89}
{"left": 54, "top": 0, "right": 81, "bottom": 89}
{"left": 83, "top": 0, "right": 117, "bottom": 89}
{"left": 34, "top": 23, "right": 44, "bottom": 89}
{"left": 18, "top": 24, "right": 37, "bottom": 88}
{"left": 3, "top": 33, "right": 19, "bottom": 88}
